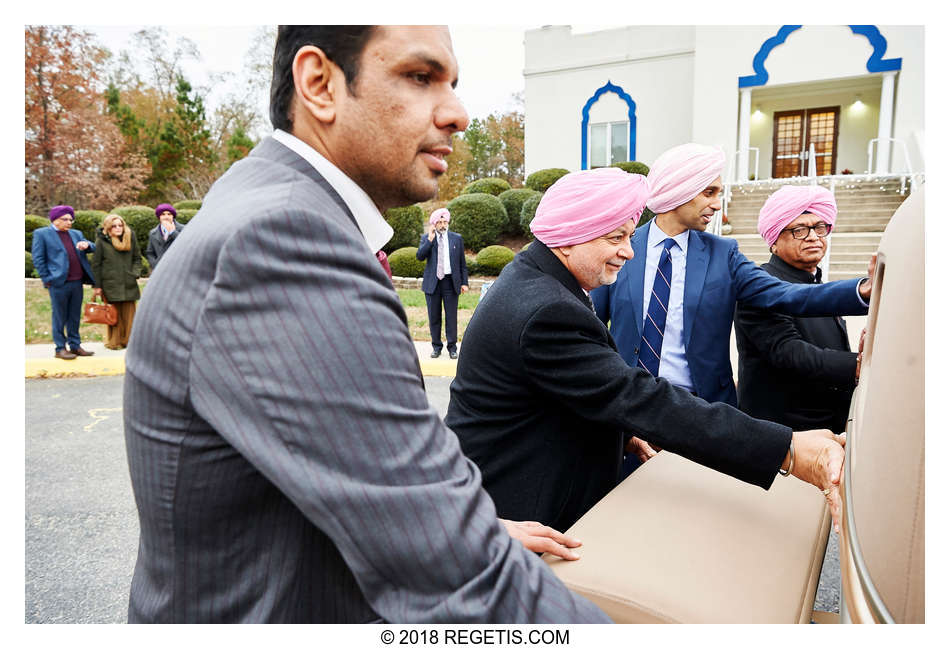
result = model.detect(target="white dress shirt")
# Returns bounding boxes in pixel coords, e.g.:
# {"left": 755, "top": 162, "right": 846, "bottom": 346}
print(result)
{"left": 272, "top": 129, "right": 393, "bottom": 253}
{"left": 642, "top": 220, "right": 694, "bottom": 392}
{"left": 438, "top": 232, "right": 452, "bottom": 277}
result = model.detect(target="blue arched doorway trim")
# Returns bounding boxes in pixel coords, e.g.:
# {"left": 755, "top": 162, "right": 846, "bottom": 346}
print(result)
{"left": 738, "top": 25, "right": 902, "bottom": 88}
{"left": 580, "top": 81, "right": 637, "bottom": 169}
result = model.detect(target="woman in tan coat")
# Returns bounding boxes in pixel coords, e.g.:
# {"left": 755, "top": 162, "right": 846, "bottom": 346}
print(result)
{"left": 91, "top": 214, "right": 142, "bottom": 349}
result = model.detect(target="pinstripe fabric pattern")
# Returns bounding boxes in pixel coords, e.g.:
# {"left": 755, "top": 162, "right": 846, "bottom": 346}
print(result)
{"left": 123, "top": 137, "right": 608, "bottom": 623}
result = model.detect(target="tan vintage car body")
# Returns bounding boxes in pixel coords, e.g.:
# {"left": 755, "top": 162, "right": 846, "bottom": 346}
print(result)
{"left": 544, "top": 189, "right": 924, "bottom": 623}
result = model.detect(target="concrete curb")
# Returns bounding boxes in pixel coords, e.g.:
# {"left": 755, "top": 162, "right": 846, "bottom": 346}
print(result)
{"left": 26, "top": 343, "right": 458, "bottom": 379}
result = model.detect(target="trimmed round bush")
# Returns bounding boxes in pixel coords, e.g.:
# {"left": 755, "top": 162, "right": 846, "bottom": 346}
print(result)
{"left": 25, "top": 214, "right": 49, "bottom": 251}
{"left": 498, "top": 188, "right": 541, "bottom": 235}
{"left": 445, "top": 193, "right": 507, "bottom": 252}
{"left": 173, "top": 199, "right": 202, "bottom": 211}
{"left": 638, "top": 206, "right": 656, "bottom": 228}
{"left": 465, "top": 255, "right": 478, "bottom": 276}
{"left": 520, "top": 241, "right": 532, "bottom": 252}
{"left": 73, "top": 210, "right": 108, "bottom": 242}
{"left": 474, "top": 245, "right": 515, "bottom": 276}
{"left": 26, "top": 251, "right": 36, "bottom": 278}
{"left": 525, "top": 168, "right": 569, "bottom": 193}
{"left": 611, "top": 160, "right": 650, "bottom": 176}
{"left": 176, "top": 208, "right": 199, "bottom": 224}
{"left": 383, "top": 204, "right": 426, "bottom": 254}
{"left": 388, "top": 247, "right": 426, "bottom": 278}
{"left": 114, "top": 205, "right": 159, "bottom": 254}
{"left": 519, "top": 191, "right": 543, "bottom": 238}
{"left": 462, "top": 177, "right": 511, "bottom": 197}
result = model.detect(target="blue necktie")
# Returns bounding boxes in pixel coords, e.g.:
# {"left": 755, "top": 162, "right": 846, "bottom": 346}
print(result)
{"left": 639, "top": 238, "right": 676, "bottom": 376}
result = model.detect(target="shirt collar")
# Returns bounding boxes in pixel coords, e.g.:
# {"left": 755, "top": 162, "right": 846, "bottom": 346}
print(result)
{"left": 272, "top": 129, "right": 393, "bottom": 253}
{"left": 648, "top": 219, "right": 690, "bottom": 253}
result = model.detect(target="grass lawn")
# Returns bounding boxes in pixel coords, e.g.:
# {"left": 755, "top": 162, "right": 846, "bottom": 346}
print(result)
{"left": 25, "top": 283, "right": 483, "bottom": 345}
{"left": 25, "top": 284, "right": 106, "bottom": 344}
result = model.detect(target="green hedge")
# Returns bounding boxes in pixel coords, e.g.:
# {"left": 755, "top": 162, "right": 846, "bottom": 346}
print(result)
{"left": 173, "top": 199, "right": 202, "bottom": 211}
{"left": 388, "top": 247, "right": 426, "bottom": 278}
{"left": 73, "top": 210, "right": 108, "bottom": 242}
{"left": 462, "top": 177, "right": 511, "bottom": 197}
{"left": 445, "top": 193, "right": 507, "bottom": 252}
{"left": 113, "top": 205, "right": 158, "bottom": 254}
{"left": 26, "top": 251, "right": 35, "bottom": 278}
{"left": 611, "top": 160, "right": 650, "bottom": 176}
{"left": 519, "top": 192, "right": 543, "bottom": 238}
{"left": 25, "top": 214, "right": 48, "bottom": 252}
{"left": 465, "top": 254, "right": 478, "bottom": 276}
{"left": 474, "top": 245, "right": 514, "bottom": 276}
{"left": 498, "top": 188, "right": 541, "bottom": 236}
{"left": 638, "top": 206, "right": 656, "bottom": 228}
{"left": 383, "top": 205, "right": 426, "bottom": 254}
{"left": 176, "top": 208, "right": 199, "bottom": 225}
{"left": 525, "top": 168, "right": 569, "bottom": 193}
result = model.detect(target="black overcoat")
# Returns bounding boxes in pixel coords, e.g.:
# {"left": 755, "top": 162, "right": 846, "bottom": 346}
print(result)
{"left": 734, "top": 255, "right": 857, "bottom": 432}
{"left": 446, "top": 242, "right": 794, "bottom": 532}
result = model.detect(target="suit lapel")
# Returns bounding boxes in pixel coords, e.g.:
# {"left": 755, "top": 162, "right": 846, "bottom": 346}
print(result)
{"left": 630, "top": 224, "right": 650, "bottom": 339}
{"left": 683, "top": 230, "right": 709, "bottom": 349}
{"left": 250, "top": 137, "right": 363, "bottom": 236}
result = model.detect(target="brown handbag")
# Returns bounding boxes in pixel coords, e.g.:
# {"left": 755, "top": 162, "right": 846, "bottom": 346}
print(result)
{"left": 84, "top": 294, "right": 118, "bottom": 326}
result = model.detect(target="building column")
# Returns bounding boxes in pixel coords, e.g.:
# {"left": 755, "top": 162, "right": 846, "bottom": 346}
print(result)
{"left": 737, "top": 88, "right": 752, "bottom": 182}
{"left": 875, "top": 71, "right": 897, "bottom": 174}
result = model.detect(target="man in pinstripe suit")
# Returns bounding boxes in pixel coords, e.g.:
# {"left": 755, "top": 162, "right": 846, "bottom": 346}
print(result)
{"left": 123, "top": 26, "right": 609, "bottom": 623}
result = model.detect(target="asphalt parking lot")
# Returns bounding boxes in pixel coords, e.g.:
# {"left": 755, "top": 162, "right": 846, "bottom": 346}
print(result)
{"left": 25, "top": 375, "right": 838, "bottom": 623}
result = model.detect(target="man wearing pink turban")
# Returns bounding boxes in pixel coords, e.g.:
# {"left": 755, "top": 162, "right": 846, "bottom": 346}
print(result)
{"left": 735, "top": 185, "right": 858, "bottom": 434}
{"left": 591, "top": 144, "right": 873, "bottom": 474}
{"left": 417, "top": 207, "right": 468, "bottom": 358}
{"left": 446, "top": 167, "right": 850, "bottom": 535}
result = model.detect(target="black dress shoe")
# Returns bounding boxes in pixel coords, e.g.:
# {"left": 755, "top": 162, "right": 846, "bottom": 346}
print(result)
{"left": 449, "top": 351, "right": 458, "bottom": 359}
{"left": 430, "top": 350, "right": 441, "bottom": 358}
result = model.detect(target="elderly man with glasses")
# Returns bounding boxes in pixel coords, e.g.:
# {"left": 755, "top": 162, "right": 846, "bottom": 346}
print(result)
{"left": 734, "top": 185, "right": 862, "bottom": 433}
{"left": 31, "top": 205, "right": 96, "bottom": 359}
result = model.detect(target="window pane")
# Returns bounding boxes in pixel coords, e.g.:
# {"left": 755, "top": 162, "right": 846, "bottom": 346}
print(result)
{"left": 610, "top": 122, "right": 628, "bottom": 164}
{"left": 590, "top": 123, "right": 606, "bottom": 168}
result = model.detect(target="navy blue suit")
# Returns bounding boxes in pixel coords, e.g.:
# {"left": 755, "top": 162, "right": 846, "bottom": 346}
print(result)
{"left": 591, "top": 220, "right": 868, "bottom": 406}
{"left": 32, "top": 224, "right": 96, "bottom": 351}
{"left": 417, "top": 230, "right": 468, "bottom": 353}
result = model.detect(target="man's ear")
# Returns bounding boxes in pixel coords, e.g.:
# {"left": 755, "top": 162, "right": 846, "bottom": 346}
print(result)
{"left": 291, "top": 45, "right": 340, "bottom": 125}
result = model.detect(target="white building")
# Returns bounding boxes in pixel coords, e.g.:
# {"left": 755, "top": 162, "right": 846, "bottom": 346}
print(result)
{"left": 523, "top": 25, "right": 924, "bottom": 183}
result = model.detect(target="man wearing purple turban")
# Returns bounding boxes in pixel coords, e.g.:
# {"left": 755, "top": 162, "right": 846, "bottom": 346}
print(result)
{"left": 31, "top": 205, "right": 97, "bottom": 359}
{"left": 734, "top": 185, "right": 858, "bottom": 432}
{"left": 447, "top": 167, "right": 850, "bottom": 534}
{"left": 591, "top": 143, "right": 873, "bottom": 472}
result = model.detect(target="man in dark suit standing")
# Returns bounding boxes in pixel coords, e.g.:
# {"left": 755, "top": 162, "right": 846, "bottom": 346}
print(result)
{"left": 735, "top": 185, "right": 858, "bottom": 432}
{"left": 447, "top": 167, "right": 850, "bottom": 534}
{"left": 123, "top": 25, "right": 605, "bottom": 623}
{"left": 31, "top": 205, "right": 96, "bottom": 360}
{"left": 417, "top": 208, "right": 468, "bottom": 358}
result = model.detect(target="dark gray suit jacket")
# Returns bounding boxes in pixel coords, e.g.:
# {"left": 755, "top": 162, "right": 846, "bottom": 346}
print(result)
{"left": 123, "top": 136, "right": 608, "bottom": 623}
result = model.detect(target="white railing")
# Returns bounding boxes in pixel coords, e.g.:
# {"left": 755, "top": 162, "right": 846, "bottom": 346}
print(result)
{"left": 867, "top": 137, "right": 918, "bottom": 191}
{"left": 728, "top": 147, "right": 760, "bottom": 184}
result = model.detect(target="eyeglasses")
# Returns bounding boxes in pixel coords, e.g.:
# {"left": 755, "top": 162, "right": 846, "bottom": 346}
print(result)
{"left": 781, "top": 223, "right": 831, "bottom": 239}
{"left": 56, "top": 216, "right": 74, "bottom": 222}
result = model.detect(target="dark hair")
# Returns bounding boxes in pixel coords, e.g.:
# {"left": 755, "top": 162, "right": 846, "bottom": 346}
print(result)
{"left": 269, "top": 26, "right": 377, "bottom": 132}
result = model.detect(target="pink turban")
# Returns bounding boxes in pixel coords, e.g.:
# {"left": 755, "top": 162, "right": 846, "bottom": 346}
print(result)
{"left": 429, "top": 208, "right": 450, "bottom": 225}
{"left": 530, "top": 167, "right": 649, "bottom": 247}
{"left": 646, "top": 143, "right": 726, "bottom": 214}
{"left": 757, "top": 185, "right": 837, "bottom": 247}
